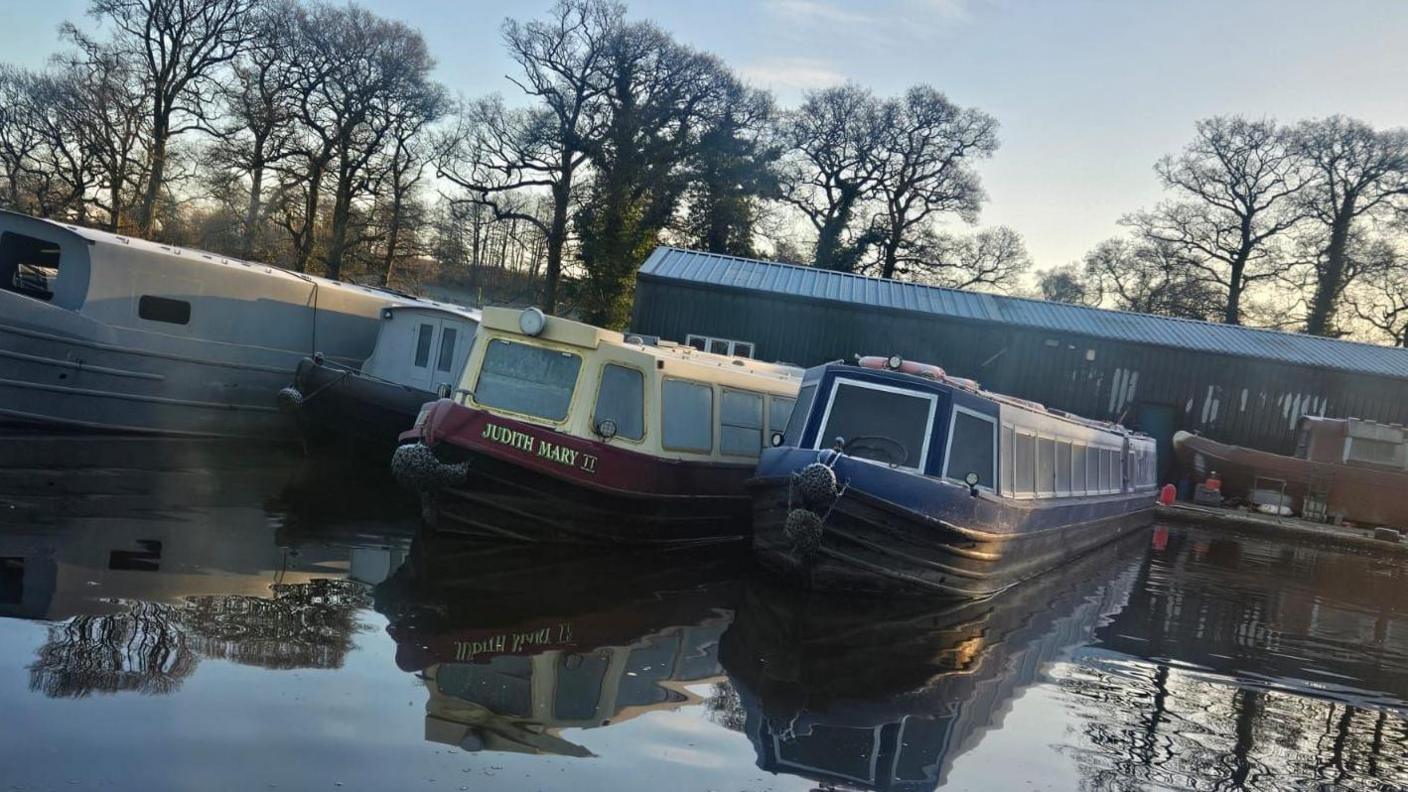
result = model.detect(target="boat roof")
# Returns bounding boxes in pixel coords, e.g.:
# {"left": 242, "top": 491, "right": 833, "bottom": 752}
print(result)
{"left": 640, "top": 246, "right": 1408, "bottom": 380}
{"left": 481, "top": 306, "right": 801, "bottom": 385}
{"left": 1, "top": 209, "right": 461, "bottom": 309}
{"left": 383, "top": 303, "right": 483, "bottom": 322}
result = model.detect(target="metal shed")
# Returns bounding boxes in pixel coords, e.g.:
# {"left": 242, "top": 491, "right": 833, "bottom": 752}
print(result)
{"left": 630, "top": 246, "right": 1408, "bottom": 480}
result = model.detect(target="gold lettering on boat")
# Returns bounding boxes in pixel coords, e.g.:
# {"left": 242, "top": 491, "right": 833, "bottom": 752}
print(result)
{"left": 479, "top": 421, "right": 598, "bottom": 474}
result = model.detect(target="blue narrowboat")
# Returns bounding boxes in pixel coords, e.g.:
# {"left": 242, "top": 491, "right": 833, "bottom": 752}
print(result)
{"left": 749, "top": 356, "right": 1158, "bottom": 596}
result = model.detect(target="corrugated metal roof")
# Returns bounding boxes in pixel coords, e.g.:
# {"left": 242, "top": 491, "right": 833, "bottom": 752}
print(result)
{"left": 638, "top": 246, "right": 1408, "bottom": 380}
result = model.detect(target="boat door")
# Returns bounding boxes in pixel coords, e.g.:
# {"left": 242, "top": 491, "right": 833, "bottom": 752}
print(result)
{"left": 407, "top": 317, "right": 463, "bottom": 393}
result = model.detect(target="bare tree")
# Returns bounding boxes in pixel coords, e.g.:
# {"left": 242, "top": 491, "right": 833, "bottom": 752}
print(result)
{"left": 894, "top": 225, "right": 1030, "bottom": 291}
{"left": 1038, "top": 263, "right": 1097, "bottom": 306}
{"left": 1346, "top": 238, "right": 1408, "bottom": 346}
{"left": 1292, "top": 116, "right": 1408, "bottom": 336}
{"left": 208, "top": 0, "right": 301, "bottom": 259}
{"left": 1082, "top": 237, "right": 1222, "bottom": 320}
{"left": 873, "top": 86, "right": 998, "bottom": 279}
{"left": 437, "top": 0, "right": 622, "bottom": 313}
{"left": 778, "top": 83, "right": 890, "bottom": 272}
{"left": 374, "top": 82, "right": 447, "bottom": 287}
{"left": 679, "top": 82, "right": 778, "bottom": 257}
{"left": 286, "top": 2, "right": 440, "bottom": 279}
{"left": 76, "top": 0, "right": 257, "bottom": 236}
{"left": 1128, "top": 116, "right": 1306, "bottom": 325}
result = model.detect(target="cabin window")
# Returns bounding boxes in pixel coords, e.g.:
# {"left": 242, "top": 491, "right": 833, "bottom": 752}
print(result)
{"left": 1086, "top": 447, "right": 1100, "bottom": 492}
{"left": 475, "top": 338, "right": 583, "bottom": 422}
{"left": 662, "top": 379, "right": 714, "bottom": 452}
{"left": 999, "top": 425, "right": 1015, "bottom": 496}
{"left": 783, "top": 384, "right": 816, "bottom": 446}
{"left": 1345, "top": 437, "right": 1407, "bottom": 469}
{"left": 734, "top": 342, "right": 754, "bottom": 359}
{"left": 817, "top": 380, "right": 936, "bottom": 471}
{"left": 0, "top": 231, "right": 60, "bottom": 302}
{"left": 1072, "top": 443, "right": 1087, "bottom": 495}
{"left": 708, "top": 339, "right": 729, "bottom": 355}
{"left": 944, "top": 408, "right": 996, "bottom": 489}
{"left": 436, "top": 327, "right": 458, "bottom": 372}
{"left": 1098, "top": 449, "right": 1112, "bottom": 492}
{"left": 593, "top": 364, "right": 645, "bottom": 441}
{"left": 414, "top": 323, "right": 434, "bottom": 368}
{"left": 1013, "top": 431, "right": 1036, "bottom": 496}
{"left": 768, "top": 396, "right": 795, "bottom": 437}
{"left": 1056, "top": 441, "right": 1072, "bottom": 495}
{"left": 138, "top": 295, "right": 191, "bottom": 325}
{"left": 721, "top": 390, "right": 764, "bottom": 457}
{"left": 1037, "top": 437, "right": 1056, "bottom": 496}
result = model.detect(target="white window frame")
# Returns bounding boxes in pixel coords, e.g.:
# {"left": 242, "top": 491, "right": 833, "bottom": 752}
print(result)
{"left": 942, "top": 405, "right": 998, "bottom": 491}
{"left": 1013, "top": 428, "right": 1038, "bottom": 499}
{"left": 685, "top": 333, "right": 755, "bottom": 358}
{"left": 812, "top": 378, "right": 938, "bottom": 474}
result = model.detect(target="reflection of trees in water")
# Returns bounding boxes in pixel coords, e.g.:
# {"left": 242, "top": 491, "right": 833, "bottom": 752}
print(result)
{"left": 704, "top": 682, "right": 746, "bottom": 733}
{"left": 29, "top": 601, "right": 196, "bottom": 698}
{"left": 28, "top": 579, "right": 371, "bottom": 698}
{"left": 1058, "top": 657, "right": 1408, "bottom": 791}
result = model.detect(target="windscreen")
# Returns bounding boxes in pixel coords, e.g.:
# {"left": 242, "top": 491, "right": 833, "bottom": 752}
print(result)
{"left": 474, "top": 338, "right": 582, "bottom": 421}
{"left": 818, "top": 380, "right": 934, "bottom": 469}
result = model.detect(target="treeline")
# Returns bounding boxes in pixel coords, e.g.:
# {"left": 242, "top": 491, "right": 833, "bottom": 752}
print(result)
{"left": 3, "top": 2, "right": 1405, "bottom": 343}
{"left": 0, "top": 0, "right": 1020, "bottom": 327}
{"left": 1038, "top": 116, "right": 1408, "bottom": 343}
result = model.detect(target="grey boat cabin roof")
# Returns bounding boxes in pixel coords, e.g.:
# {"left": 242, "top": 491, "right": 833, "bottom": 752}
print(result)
{"left": 639, "top": 246, "right": 1408, "bottom": 380}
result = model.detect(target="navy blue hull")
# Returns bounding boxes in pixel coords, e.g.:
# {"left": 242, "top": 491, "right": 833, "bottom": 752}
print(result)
{"left": 750, "top": 449, "right": 1154, "bottom": 597}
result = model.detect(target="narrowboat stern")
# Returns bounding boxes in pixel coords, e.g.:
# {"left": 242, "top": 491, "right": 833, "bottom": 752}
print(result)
{"left": 750, "top": 357, "right": 1158, "bottom": 596}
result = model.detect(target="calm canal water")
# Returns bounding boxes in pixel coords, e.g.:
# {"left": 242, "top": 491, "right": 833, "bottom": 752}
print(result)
{"left": 2, "top": 433, "right": 1406, "bottom": 792}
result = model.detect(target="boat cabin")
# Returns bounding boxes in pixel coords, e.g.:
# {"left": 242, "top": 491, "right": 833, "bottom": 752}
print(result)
{"left": 1295, "top": 417, "right": 1408, "bottom": 471}
{"left": 454, "top": 307, "right": 802, "bottom": 462}
{"left": 783, "top": 361, "right": 1158, "bottom": 497}
{"left": 360, "top": 305, "right": 482, "bottom": 394}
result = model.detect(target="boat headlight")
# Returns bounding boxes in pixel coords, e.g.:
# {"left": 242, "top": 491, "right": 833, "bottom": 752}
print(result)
{"left": 519, "top": 307, "right": 547, "bottom": 336}
{"left": 886, "top": 355, "right": 903, "bottom": 370}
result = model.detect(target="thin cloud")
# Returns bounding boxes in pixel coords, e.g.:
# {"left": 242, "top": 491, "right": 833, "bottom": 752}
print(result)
{"left": 738, "top": 56, "right": 846, "bottom": 93}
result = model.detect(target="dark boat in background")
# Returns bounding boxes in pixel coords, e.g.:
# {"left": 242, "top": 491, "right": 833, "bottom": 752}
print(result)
{"left": 1175, "top": 416, "right": 1408, "bottom": 527}
{"left": 282, "top": 304, "right": 480, "bottom": 452}
{"left": 393, "top": 307, "right": 799, "bottom": 545}
{"left": 751, "top": 356, "right": 1157, "bottom": 596}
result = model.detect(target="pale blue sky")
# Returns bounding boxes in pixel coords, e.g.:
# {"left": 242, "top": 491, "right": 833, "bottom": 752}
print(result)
{"left": 3, "top": 0, "right": 1405, "bottom": 268}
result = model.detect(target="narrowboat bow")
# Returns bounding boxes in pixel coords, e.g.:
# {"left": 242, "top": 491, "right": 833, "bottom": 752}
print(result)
{"left": 750, "top": 357, "right": 1158, "bottom": 596}
{"left": 392, "top": 307, "right": 800, "bottom": 544}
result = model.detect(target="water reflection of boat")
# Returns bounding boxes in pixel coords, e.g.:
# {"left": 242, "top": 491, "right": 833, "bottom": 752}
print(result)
{"left": 1059, "top": 527, "right": 1408, "bottom": 789}
{"left": 719, "top": 533, "right": 1145, "bottom": 791}
{"left": 0, "top": 435, "right": 413, "bottom": 697}
{"left": 373, "top": 538, "right": 745, "bottom": 756}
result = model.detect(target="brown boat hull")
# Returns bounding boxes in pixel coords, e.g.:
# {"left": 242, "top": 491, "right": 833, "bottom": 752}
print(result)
{"left": 1173, "top": 431, "right": 1408, "bottom": 528}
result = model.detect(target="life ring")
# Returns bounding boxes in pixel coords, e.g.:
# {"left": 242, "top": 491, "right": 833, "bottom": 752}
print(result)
{"left": 857, "top": 355, "right": 946, "bottom": 380}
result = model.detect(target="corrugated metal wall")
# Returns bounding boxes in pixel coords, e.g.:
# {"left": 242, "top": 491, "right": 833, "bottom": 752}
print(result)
{"left": 632, "top": 277, "right": 1408, "bottom": 474}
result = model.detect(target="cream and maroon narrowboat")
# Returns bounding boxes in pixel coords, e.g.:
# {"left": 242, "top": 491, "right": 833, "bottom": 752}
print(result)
{"left": 392, "top": 307, "right": 800, "bottom": 544}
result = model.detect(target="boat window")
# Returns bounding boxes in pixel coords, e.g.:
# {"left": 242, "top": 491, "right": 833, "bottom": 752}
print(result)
{"left": 662, "top": 379, "right": 714, "bottom": 452}
{"left": 944, "top": 408, "right": 996, "bottom": 488}
{"left": 734, "top": 342, "right": 754, "bottom": 359}
{"left": 1013, "top": 431, "right": 1036, "bottom": 496}
{"left": 1056, "top": 441, "right": 1072, "bottom": 495}
{"left": 475, "top": 338, "right": 583, "bottom": 422}
{"left": 1037, "top": 437, "right": 1056, "bottom": 496}
{"left": 1345, "top": 437, "right": 1407, "bottom": 469}
{"left": 1072, "top": 443, "right": 1087, "bottom": 495}
{"left": 138, "top": 295, "right": 191, "bottom": 325}
{"left": 1086, "top": 446, "right": 1100, "bottom": 492}
{"left": 436, "top": 326, "right": 458, "bottom": 372}
{"left": 721, "top": 390, "right": 764, "bottom": 457}
{"left": 999, "top": 425, "right": 1014, "bottom": 496}
{"left": 817, "top": 380, "right": 935, "bottom": 471}
{"left": 782, "top": 384, "right": 816, "bottom": 446}
{"left": 1098, "top": 449, "right": 1112, "bottom": 492}
{"left": 593, "top": 364, "right": 645, "bottom": 440}
{"left": 0, "top": 231, "right": 60, "bottom": 302}
{"left": 414, "top": 323, "right": 434, "bottom": 368}
{"left": 708, "top": 339, "right": 729, "bottom": 355}
{"left": 685, "top": 335, "right": 707, "bottom": 351}
{"left": 768, "top": 396, "right": 795, "bottom": 436}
